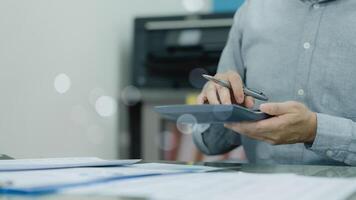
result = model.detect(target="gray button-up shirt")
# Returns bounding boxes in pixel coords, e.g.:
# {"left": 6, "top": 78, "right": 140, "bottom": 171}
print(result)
{"left": 193, "top": 0, "right": 356, "bottom": 165}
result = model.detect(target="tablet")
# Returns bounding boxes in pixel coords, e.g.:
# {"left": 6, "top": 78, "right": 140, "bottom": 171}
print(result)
{"left": 154, "top": 104, "right": 271, "bottom": 124}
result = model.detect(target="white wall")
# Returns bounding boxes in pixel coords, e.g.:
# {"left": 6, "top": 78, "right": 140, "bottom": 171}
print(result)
{"left": 117, "top": 0, "right": 211, "bottom": 158}
{"left": 0, "top": 0, "right": 211, "bottom": 159}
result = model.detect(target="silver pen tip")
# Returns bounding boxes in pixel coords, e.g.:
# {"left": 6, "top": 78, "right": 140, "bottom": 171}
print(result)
{"left": 202, "top": 74, "right": 213, "bottom": 79}
{"left": 202, "top": 74, "right": 218, "bottom": 83}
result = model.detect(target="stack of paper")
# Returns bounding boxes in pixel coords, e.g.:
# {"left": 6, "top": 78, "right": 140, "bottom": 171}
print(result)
{"left": 0, "top": 159, "right": 217, "bottom": 195}
{"left": 0, "top": 157, "right": 140, "bottom": 171}
{"left": 2, "top": 157, "right": 356, "bottom": 199}
{"left": 64, "top": 172, "right": 356, "bottom": 200}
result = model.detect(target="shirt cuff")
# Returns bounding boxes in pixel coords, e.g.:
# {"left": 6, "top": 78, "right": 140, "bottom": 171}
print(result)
{"left": 192, "top": 127, "right": 211, "bottom": 155}
{"left": 307, "top": 113, "right": 353, "bottom": 162}
{"left": 193, "top": 124, "right": 241, "bottom": 155}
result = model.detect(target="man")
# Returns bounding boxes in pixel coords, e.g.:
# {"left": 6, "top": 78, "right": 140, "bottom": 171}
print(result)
{"left": 193, "top": 0, "right": 356, "bottom": 165}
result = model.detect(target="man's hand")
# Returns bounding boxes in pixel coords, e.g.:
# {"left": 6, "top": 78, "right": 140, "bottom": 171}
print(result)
{"left": 225, "top": 101, "right": 317, "bottom": 145}
{"left": 196, "top": 70, "right": 254, "bottom": 108}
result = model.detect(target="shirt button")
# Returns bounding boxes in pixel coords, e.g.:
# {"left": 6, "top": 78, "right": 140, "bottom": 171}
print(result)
{"left": 313, "top": 4, "right": 320, "bottom": 9}
{"left": 298, "top": 89, "right": 305, "bottom": 96}
{"left": 303, "top": 42, "right": 311, "bottom": 49}
{"left": 326, "top": 150, "right": 334, "bottom": 157}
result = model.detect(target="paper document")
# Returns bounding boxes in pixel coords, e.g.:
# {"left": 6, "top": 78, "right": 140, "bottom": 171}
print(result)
{"left": 132, "top": 163, "right": 219, "bottom": 172}
{"left": 0, "top": 157, "right": 140, "bottom": 171}
{"left": 0, "top": 163, "right": 218, "bottom": 195}
{"left": 65, "top": 172, "right": 356, "bottom": 200}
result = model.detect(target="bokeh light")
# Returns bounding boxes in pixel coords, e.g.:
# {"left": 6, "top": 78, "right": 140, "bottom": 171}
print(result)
{"left": 120, "top": 85, "right": 142, "bottom": 106}
{"left": 182, "top": 0, "right": 205, "bottom": 12}
{"left": 95, "top": 96, "right": 117, "bottom": 117}
{"left": 189, "top": 68, "right": 208, "bottom": 89}
{"left": 54, "top": 73, "right": 71, "bottom": 94}
{"left": 195, "top": 123, "right": 210, "bottom": 133}
{"left": 176, "top": 114, "right": 198, "bottom": 135}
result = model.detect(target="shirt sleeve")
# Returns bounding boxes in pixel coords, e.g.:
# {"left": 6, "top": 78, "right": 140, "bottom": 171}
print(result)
{"left": 193, "top": 3, "right": 247, "bottom": 155}
{"left": 193, "top": 124, "right": 241, "bottom": 155}
{"left": 216, "top": 3, "right": 246, "bottom": 77}
{"left": 308, "top": 113, "right": 356, "bottom": 165}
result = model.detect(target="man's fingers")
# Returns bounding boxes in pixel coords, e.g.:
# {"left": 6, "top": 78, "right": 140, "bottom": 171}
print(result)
{"left": 206, "top": 84, "right": 220, "bottom": 104}
{"left": 260, "top": 101, "right": 297, "bottom": 115}
{"left": 208, "top": 71, "right": 244, "bottom": 104}
{"left": 217, "top": 86, "right": 231, "bottom": 105}
{"left": 227, "top": 72, "right": 244, "bottom": 104}
{"left": 225, "top": 122, "right": 260, "bottom": 135}
{"left": 244, "top": 96, "right": 255, "bottom": 108}
{"left": 196, "top": 93, "right": 206, "bottom": 105}
{"left": 255, "top": 117, "right": 284, "bottom": 133}
{"left": 224, "top": 117, "right": 283, "bottom": 135}
{"left": 224, "top": 123, "right": 272, "bottom": 141}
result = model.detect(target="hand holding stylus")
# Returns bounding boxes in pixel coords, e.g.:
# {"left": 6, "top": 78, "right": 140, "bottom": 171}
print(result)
{"left": 197, "top": 70, "right": 255, "bottom": 108}
{"left": 202, "top": 74, "right": 268, "bottom": 101}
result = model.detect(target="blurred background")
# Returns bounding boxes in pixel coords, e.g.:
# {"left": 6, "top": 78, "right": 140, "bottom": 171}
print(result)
{"left": 0, "top": 0, "right": 244, "bottom": 162}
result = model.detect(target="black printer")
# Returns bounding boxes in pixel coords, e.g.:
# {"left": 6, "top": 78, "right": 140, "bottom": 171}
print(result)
{"left": 131, "top": 13, "right": 234, "bottom": 89}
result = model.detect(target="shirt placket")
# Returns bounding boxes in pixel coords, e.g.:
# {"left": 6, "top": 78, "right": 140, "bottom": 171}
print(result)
{"left": 294, "top": 2, "right": 326, "bottom": 103}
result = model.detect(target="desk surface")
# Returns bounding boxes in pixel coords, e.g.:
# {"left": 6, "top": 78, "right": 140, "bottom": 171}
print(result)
{"left": 2, "top": 161, "right": 356, "bottom": 200}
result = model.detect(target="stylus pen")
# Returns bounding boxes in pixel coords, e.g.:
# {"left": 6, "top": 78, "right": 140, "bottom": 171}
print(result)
{"left": 202, "top": 74, "right": 269, "bottom": 101}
